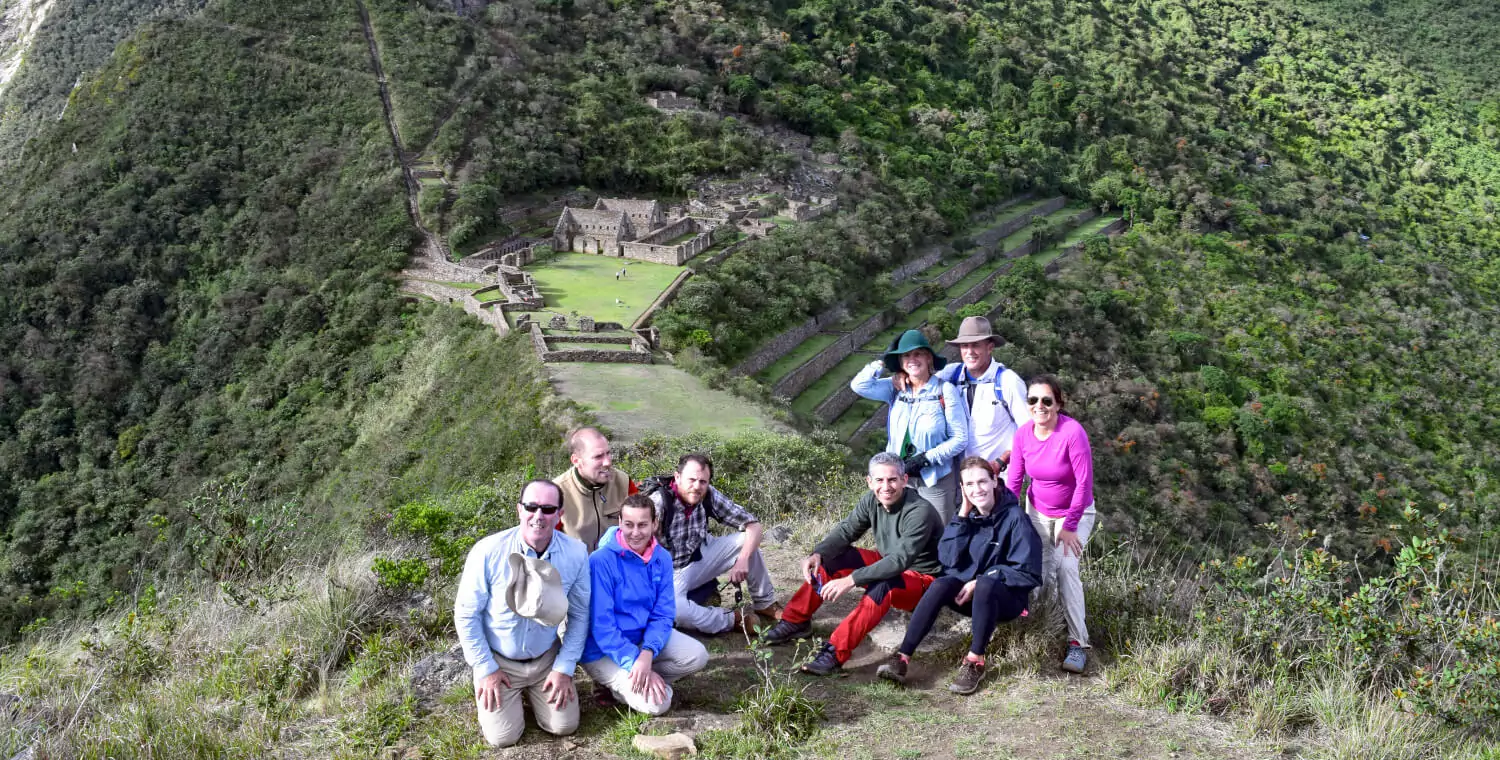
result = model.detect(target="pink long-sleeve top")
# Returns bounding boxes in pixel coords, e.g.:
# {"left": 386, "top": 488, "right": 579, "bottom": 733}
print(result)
{"left": 1005, "top": 415, "right": 1094, "bottom": 532}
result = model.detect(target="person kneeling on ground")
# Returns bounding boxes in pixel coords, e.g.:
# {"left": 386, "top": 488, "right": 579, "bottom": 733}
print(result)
{"left": 453, "top": 480, "right": 590, "bottom": 748}
{"left": 761, "top": 452, "right": 943, "bottom": 676}
{"left": 642, "top": 453, "right": 781, "bottom": 635}
{"left": 877, "top": 457, "right": 1042, "bottom": 694}
{"left": 582, "top": 495, "right": 709, "bottom": 715}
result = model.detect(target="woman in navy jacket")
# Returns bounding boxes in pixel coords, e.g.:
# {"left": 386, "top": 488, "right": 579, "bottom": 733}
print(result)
{"left": 878, "top": 456, "right": 1042, "bottom": 694}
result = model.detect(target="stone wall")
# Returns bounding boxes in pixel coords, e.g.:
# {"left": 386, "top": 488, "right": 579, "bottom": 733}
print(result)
{"left": 890, "top": 246, "right": 945, "bottom": 284}
{"left": 547, "top": 335, "right": 635, "bottom": 344}
{"left": 813, "top": 385, "right": 858, "bottom": 424}
{"left": 850, "top": 404, "right": 890, "bottom": 446}
{"left": 974, "top": 195, "right": 1066, "bottom": 248}
{"left": 461, "top": 295, "right": 510, "bottom": 336}
{"left": 620, "top": 231, "right": 713, "bottom": 265}
{"left": 949, "top": 259, "right": 1019, "bottom": 312}
{"left": 631, "top": 269, "right": 695, "bottom": 330}
{"left": 636, "top": 216, "right": 698, "bottom": 245}
{"left": 772, "top": 311, "right": 892, "bottom": 399}
{"left": 531, "top": 323, "right": 651, "bottom": 363}
{"left": 700, "top": 238, "right": 751, "bottom": 267}
{"left": 731, "top": 304, "right": 845, "bottom": 377}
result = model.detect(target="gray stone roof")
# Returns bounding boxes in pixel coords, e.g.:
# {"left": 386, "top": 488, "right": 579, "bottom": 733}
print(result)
{"left": 593, "top": 198, "right": 660, "bottom": 218}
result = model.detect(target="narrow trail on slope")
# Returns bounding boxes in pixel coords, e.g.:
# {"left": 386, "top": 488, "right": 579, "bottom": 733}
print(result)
{"left": 353, "top": 0, "right": 448, "bottom": 263}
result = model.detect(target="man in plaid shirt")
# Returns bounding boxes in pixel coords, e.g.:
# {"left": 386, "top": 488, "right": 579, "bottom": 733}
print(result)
{"left": 642, "top": 453, "right": 781, "bottom": 634}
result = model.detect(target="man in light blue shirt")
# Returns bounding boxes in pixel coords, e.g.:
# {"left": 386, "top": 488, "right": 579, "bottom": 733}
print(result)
{"left": 454, "top": 479, "right": 590, "bottom": 747}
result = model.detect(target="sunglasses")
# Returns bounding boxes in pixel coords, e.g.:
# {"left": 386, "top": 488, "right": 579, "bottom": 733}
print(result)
{"left": 520, "top": 502, "right": 562, "bottom": 515}
{"left": 1027, "top": 396, "right": 1056, "bottom": 408}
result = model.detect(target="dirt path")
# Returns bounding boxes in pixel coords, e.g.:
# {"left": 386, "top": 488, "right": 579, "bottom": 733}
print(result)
{"left": 353, "top": 0, "right": 447, "bottom": 263}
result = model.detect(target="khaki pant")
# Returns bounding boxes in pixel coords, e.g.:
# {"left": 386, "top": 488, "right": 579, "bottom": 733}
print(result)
{"left": 582, "top": 630, "right": 708, "bottom": 716}
{"left": 474, "top": 643, "right": 579, "bottom": 748}
{"left": 1027, "top": 504, "right": 1098, "bottom": 648}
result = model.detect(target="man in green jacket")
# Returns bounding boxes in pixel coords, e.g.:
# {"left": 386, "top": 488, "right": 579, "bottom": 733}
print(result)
{"left": 761, "top": 452, "right": 944, "bottom": 675}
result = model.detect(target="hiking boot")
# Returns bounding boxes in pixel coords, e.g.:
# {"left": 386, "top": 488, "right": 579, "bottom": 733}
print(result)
{"left": 801, "top": 643, "right": 842, "bottom": 676}
{"left": 1061, "top": 643, "right": 1088, "bottom": 674}
{"left": 949, "top": 659, "right": 985, "bottom": 695}
{"left": 752, "top": 602, "right": 783, "bottom": 622}
{"left": 759, "top": 618, "right": 812, "bottom": 646}
{"left": 876, "top": 654, "right": 908, "bottom": 685}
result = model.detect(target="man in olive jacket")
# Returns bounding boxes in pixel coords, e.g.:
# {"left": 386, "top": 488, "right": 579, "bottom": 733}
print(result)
{"left": 760, "top": 452, "right": 943, "bottom": 675}
{"left": 554, "top": 428, "right": 637, "bottom": 552}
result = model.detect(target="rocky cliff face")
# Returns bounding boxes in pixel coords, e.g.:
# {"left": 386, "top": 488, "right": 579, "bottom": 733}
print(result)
{"left": 0, "top": 0, "right": 57, "bottom": 98}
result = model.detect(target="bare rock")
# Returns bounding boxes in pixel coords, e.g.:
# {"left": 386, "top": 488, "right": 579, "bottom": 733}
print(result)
{"left": 642, "top": 710, "right": 737, "bottom": 737}
{"left": 765, "top": 524, "right": 795, "bottom": 545}
{"left": 411, "top": 644, "right": 468, "bottom": 705}
{"left": 632, "top": 733, "right": 697, "bottom": 759}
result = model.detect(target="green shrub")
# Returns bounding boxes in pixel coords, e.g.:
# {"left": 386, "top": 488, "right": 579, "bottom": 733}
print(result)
{"left": 370, "top": 557, "right": 430, "bottom": 591}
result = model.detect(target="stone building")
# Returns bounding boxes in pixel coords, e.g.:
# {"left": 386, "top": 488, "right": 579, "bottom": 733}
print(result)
{"left": 553, "top": 198, "right": 720, "bottom": 265}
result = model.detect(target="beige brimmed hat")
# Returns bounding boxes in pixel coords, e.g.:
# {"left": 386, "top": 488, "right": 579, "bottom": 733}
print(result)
{"left": 947, "top": 316, "right": 1000, "bottom": 345}
{"left": 505, "top": 553, "right": 568, "bottom": 627}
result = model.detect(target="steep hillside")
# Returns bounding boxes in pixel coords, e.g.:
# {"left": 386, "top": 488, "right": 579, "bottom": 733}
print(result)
{"left": 653, "top": 0, "right": 1500, "bottom": 554}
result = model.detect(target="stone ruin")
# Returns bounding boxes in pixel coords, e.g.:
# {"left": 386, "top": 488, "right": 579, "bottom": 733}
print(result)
{"left": 494, "top": 266, "right": 544, "bottom": 311}
{"left": 644, "top": 91, "right": 702, "bottom": 113}
{"left": 549, "top": 314, "right": 567, "bottom": 329}
{"left": 579, "top": 316, "right": 595, "bottom": 332}
{"left": 552, "top": 198, "right": 722, "bottom": 265}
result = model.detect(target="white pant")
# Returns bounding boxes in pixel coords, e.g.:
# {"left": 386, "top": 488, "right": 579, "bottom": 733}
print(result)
{"left": 582, "top": 630, "right": 708, "bottom": 716}
{"left": 474, "top": 643, "right": 578, "bottom": 747}
{"left": 1027, "top": 505, "right": 1098, "bottom": 648}
{"left": 673, "top": 532, "right": 776, "bottom": 634}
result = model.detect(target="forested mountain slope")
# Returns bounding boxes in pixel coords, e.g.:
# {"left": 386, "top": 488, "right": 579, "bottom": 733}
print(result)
{"left": 650, "top": 0, "right": 1500, "bottom": 553}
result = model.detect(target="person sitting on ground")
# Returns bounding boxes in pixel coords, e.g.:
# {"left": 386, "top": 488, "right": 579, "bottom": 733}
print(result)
{"left": 934, "top": 317, "right": 1031, "bottom": 479}
{"left": 760, "top": 452, "right": 944, "bottom": 676}
{"left": 877, "top": 456, "right": 1042, "bottom": 694}
{"left": 554, "top": 427, "right": 638, "bottom": 552}
{"left": 582, "top": 494, "right": 709, "bottom": 715}
{"left": 1005, "top": 374, "right": 1098, "bottom": 674}
{"left": 454, "top": 479, "right": 590, "bottom": 748}
{"left": 851, "top": 329, "right": 970, "bottom": 522}
{"left": 641, "top": 453, "right": 781, "bottom": 635}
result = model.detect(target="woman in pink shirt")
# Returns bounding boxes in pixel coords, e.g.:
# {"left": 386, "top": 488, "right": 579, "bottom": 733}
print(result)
{"left": 1004, "top": 375, "right": 1097, "bottom": 674}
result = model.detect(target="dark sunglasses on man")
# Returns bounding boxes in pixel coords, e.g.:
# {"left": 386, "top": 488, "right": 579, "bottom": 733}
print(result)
{"left": 520, "top": 502, "right": 562, "bottom": 515}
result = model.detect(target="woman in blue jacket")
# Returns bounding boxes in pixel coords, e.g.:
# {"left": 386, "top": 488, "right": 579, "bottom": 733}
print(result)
{"left": 877, "top": 457, "right": 1042, "bottom": 694}
{"left": 582, "top": 495, "right": 708, "bottom": 715}
{"left": 851, "top": 329, "right": 971, "bottom": 522}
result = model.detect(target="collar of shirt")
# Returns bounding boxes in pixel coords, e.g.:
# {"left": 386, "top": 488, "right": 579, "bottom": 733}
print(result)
{"left": 619, "top": 536, "right": 658, "bottom": 563}
{"left": 960, "top": 361, "right": 999, "bottom": 386}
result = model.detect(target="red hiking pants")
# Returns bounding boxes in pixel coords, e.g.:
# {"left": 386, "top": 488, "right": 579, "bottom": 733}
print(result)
{"left": 781, "top": 547, "right": 934, "bottom": 663}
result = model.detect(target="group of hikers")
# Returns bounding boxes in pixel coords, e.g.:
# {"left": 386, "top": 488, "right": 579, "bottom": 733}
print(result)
{"left": 453, "top": 316, "right": 1097, "bottom": 747}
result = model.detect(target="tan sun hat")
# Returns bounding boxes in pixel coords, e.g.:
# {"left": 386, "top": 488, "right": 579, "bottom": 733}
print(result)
{"left": 505, "top": 553, "right": 568, "bottom": 627}
{"left": 947, "top": 316, "right": 999, "bottom": 345}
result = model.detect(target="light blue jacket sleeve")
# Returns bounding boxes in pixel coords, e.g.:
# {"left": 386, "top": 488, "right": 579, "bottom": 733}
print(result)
{"left": 589, "top": 554, "right": 641, "bottom": 671}
{"left": 924, "top": 380, "right": 971, "bottom": 464}
{"left": 851, "top": 360, "right": 896, "bottom": 403}
{"left": 554, "top": 549, "right": 591, "bottom": 675}
{"left": 453, "top": 544, "right": 499, "bottom": 680}
{"left": 640, "top": 553, "right": 676, "bottom": 656}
